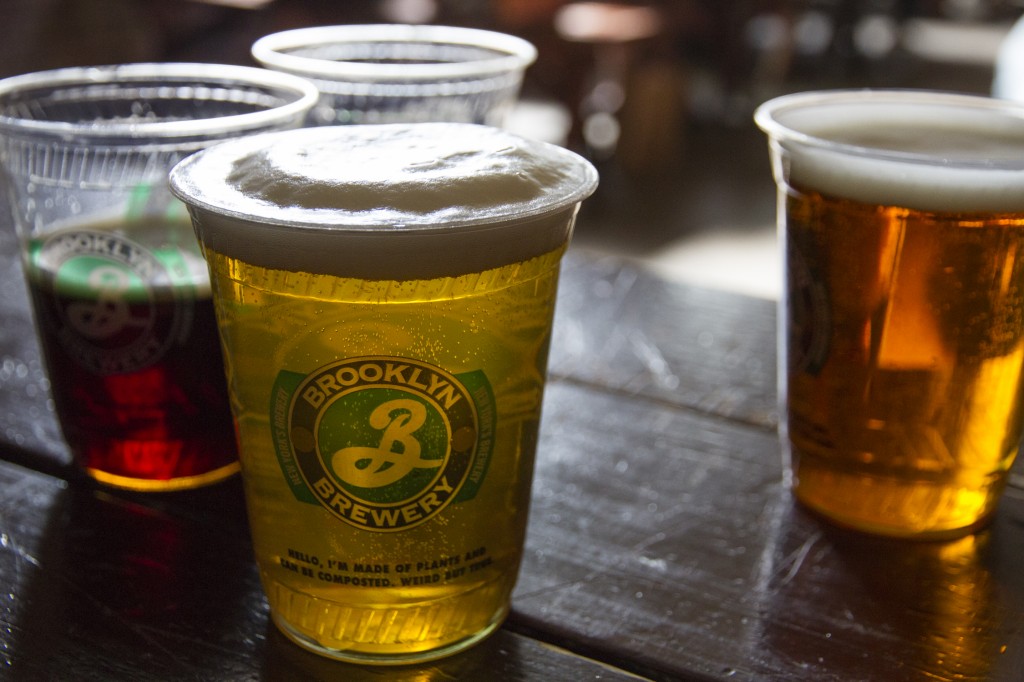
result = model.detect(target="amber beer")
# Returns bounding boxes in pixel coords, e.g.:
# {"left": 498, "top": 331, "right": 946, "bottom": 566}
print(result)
{"left": 24, "top": 217, "right": 239, "bottom": 490}
{"left": 757, "top": 91, "right": 1024, "bottom": 539}
{"left": 170, "top": 123, "right": 598, "bottom": 663}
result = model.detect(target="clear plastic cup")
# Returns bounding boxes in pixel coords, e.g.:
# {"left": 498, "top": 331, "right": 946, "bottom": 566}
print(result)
{"left": 169, "top": 122, "right": 597, "bottom": 663}
{"left": 251, "top": 24, "right": 537, "bottom": 126}
{"left": 0, "top": 63, "right": 317, "bottom": 491}
{"left": 756, "top": 89, "right": 1024, "bottom": 538}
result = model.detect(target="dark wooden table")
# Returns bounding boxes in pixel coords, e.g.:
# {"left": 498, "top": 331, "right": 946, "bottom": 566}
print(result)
{"left": 2, "top": 227, "right": 1024, "bottom": 681}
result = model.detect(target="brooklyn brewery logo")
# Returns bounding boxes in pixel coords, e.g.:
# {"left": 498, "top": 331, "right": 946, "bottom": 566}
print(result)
{"left": 270, "top": 357, "right": 496, "bottom": 532}
{"left": 34, "top": 230, "right": 194, "bottom": 375}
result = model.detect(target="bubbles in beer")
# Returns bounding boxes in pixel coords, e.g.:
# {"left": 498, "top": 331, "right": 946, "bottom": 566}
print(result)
{"left": 784, "top": 187, "right": 1024, "bottom": 538}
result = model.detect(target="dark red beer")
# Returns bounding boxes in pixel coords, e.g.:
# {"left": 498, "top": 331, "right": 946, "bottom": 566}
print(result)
{"left": 24, "top": 218, "right": 239, "bottom": 491}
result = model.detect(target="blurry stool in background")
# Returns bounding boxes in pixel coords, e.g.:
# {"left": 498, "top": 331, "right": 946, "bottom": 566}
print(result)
{"left": 554, "top": 2, "right": 687, "bottom": 177}
{"left": 377, "top": 0, "right": 440, "bottom": 24}
{"left": 503, "top": 98, "right": 574, "bottom": 146}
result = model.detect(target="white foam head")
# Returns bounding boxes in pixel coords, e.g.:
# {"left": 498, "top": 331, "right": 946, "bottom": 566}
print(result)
{"left": 755, "top": 90, "right": 1024, "bottom": 214}
{"left": 169, "top": 123, "right": 598, "bottom": 279}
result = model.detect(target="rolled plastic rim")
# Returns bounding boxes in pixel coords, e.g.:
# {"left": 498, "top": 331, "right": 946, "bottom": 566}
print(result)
{"left": 754, "top": 88, "right": 1024, "bottom": 170}
{"left": 755, "top": 88, "right": 1024, "bottom": 214}
{"left": 0, "top": 62, "right": 320, "bottom": 139}
{"left": 251, "top": 24, "right": 538, "bottom": 82}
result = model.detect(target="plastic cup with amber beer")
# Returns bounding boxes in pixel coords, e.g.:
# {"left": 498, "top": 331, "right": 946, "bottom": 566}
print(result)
{"left": 169, "top": 123, "right": 597, "bottom": 662}
{"left": 0, "top": 64, "right": 317, "bottom": 491}
{"left": 756, "top": 90, "right": 1024, "bottom": 539}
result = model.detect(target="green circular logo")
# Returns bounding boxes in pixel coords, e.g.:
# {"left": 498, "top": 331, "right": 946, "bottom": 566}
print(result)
{"left": 289, "top": 357, "right": 478, "bottom": 532}
{"left": 34, "top": 229, "right": 193, "bottom": 375}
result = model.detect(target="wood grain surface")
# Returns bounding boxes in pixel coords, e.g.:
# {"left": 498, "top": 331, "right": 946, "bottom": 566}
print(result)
{"left": 2, "top": 242, "right": 1024, "bottom": 681}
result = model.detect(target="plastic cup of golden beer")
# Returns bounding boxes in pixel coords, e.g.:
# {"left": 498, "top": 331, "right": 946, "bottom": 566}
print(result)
{"left": 250, "top": 24, "right": 537, "bottom": 127}
{"left": 0, "top": 64, "right": 317, "bottom": 491}
{"left": 755, "top": 90, "right": 1024, "bottom": 539}
{"left": 168, "top": 123, "right": 598, "bottom": 663}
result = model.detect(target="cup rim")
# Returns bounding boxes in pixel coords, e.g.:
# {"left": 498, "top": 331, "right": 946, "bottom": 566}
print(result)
{"left": 251, "top": 24, "right": 538, "bottom": 82}
{"left": 754, "top": 88, "right": 1024, "bottom": 169}
{"left": 169, "top": 123, "right": 598, "bottom": 232}
{"left": 0, "top": 62, "right": 319, "bottom": 140}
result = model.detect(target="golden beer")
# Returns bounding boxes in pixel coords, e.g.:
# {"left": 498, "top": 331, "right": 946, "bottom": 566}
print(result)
{"left": 757, "top": 91, "right": 1024, "bottom": 539}
{"left": 170, "top": 123, "right": 597, "bottom": 662}
{"left": 206, "top": 245, "right": 561, "bottom": 659}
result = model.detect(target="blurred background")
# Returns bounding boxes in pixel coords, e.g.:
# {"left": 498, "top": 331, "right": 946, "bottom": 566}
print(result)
{"left": 1, "top": 0, "right": 1021, "bottom": 299}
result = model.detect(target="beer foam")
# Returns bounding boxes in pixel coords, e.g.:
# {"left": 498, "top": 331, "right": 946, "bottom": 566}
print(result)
{"left": 169, "top": 124, "right": 598, "bottom": 279}
{"left": 756, "top": 92, "right": 1024, "bottom": 214}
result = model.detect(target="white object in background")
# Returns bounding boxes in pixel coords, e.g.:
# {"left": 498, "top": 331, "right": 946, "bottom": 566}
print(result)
{"left": 993, "top": 14, "right": 1024, "bottom": 100}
